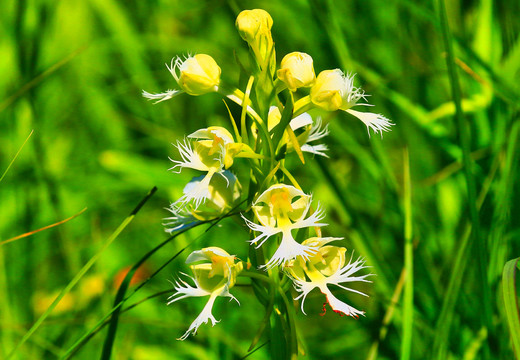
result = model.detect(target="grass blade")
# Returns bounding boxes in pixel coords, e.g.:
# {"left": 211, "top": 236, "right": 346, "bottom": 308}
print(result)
{"left": 0, "top": 130, "right": 33, "bottom": 183}
{"left": 502, "top": 258, "right": 520, "bottom": 358}
{"left": 6, "top": 187, "right": 157, "bottom": 359}
{"left": 0, "top": 208, "right": 87, "bottom": 246}
{"left": 400, "top": 148, "right": 413, "bottom": 360}
{"left": 436, "top": 0, "right": 491, "bottom": 358}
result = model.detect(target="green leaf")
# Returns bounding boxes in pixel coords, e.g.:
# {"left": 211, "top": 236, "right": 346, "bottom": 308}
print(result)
{"left": 270, "top": 94, "right": 294, "bottom": 153}
{"left": 7, "top": 187, "right": 157, "bottom": 360}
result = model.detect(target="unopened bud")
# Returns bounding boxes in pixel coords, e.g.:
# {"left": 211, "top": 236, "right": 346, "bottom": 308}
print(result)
{"left": 277, "top": 52, "right": 316, "bottom": 91}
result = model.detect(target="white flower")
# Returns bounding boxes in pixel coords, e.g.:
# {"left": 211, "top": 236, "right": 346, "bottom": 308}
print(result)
{"left": 242, "top": 184, "right": 327, "bottom": 269}
{"left": 143, "top": 54, "right": 221, "bottom": 103}
{"left": 167, "top": 247, "right": 242, "bottom": 340}
{"left": 310, "top": 69, "right": 394, "bottom": 137}
{"left": 170, "top": 127, "right": 242, "bottom": 209}
{"left": 164, "top": 171, "right": 242, "bottom": 232}
{"left": 286, "top": 237, "right": 373, "bottom": 318}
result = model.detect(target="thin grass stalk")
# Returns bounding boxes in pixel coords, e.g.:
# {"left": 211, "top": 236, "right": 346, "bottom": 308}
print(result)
{"left": 437, "top": 0, "right": 491, "bottom": 358}
{"left": 502, "top": 258, "right": 520, "bottom": 358}
{"left": 400, "top": 148, "right": 414, "bottom": 360}
{"left": 99, "top": 200, "right": 248, "bottom": 359}
{"left": 6, "top": 187, "right": 157, "bottom": 359}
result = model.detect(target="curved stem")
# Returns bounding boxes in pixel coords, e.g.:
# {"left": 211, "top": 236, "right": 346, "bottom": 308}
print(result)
{"left": 293, "top": 95, "right": 314, "bottom": 117}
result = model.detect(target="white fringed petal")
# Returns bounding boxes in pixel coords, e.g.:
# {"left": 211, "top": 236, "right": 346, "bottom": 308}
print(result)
{"left": 320, "top": 286, "right": 365, "bottom": 318}
{"left": 177, "top": 292, "right": 220, "bottom": 340}
{"left": 163, "top": 204, "right": 196, "bottom": 233}
{"left": 346, "top": 109, "right": 394, "bottom": 138}
{"left": 142, "top": 89, "right": 182, "bottom": 103}
{"left": 169, "top": 139, "right": 209, "bottom": 173}
{"left": 263, "top": 230, "right": 318, "bottom": 269}
{"left": 307, "top": 117, "right": 329, "bottom": 142}
{"left": 290, "top": 253, "right": 372, "bottom": 318}
{"left": 174, "top": 171, "right": 215, "bottom": 209}
{"left": 301, "top": 144, "right": 329, "bottom": 158}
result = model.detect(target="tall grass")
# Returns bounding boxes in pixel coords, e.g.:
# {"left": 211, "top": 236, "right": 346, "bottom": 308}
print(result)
{"left": 1, "top": 0, "right": 519, "bottom": 359}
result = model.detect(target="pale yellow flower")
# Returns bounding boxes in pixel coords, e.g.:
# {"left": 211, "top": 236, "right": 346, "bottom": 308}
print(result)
{"left": 310, "top": 69, "right": 394, "bottom": 137}
{"left": 286, "top": 237, "right": 372, "bottom": 318}
{"left": 143, "top": 54, "right": 221, "bottom": 102}
{"left": 170, "top": 127, "right": 243, "bottom": 209}
{"left": 168, "top": 247, "right": 243, "bottom": 340}
{"left": 164, "top": 171, "right": 242, "bottom": 232}
{"left": 277, "top": 52, "right": 316, "bottom": 91}
{"left": 242, "top": 184, "right": 326, "bottom": 268}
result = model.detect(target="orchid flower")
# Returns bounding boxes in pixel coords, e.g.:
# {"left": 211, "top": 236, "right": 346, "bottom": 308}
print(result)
{"left": 242, "top": 184, "right": 327, "bottom": 269}
{"left": 164, "top": 170, "right": 242, "bottom": 232}
{"left": 167, "top": 247, "right": 243, "bottom": 340}
{"left": 143, "top": 54, "right": 221, "bottom": 103}
{"left": 310, "top": 69, "right": 394, "bottom": 137}
{"left": 170, "top": 126, "right": 244, "bottom": 209}
{"left": 286, "top": 237, "right": 373, "bottom": 318}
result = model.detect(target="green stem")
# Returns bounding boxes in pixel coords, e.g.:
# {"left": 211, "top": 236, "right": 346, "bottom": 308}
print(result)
{"left": 293, "top": 95, "right": 314, "bottom": 117}
{"left": 222, "top": 88, "right": 276, "bottom": 167}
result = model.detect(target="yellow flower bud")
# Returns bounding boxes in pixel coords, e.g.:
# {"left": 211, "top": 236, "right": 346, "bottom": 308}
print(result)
{"left": 236, "top": 9, "right": 275, "bottom": 69}
{"left": 235, "top": 9, "right": 273, "bottom": 43}
{"left": 277, "top": 52, "right": 316, "bottom": 91}
{"left": 175, "top": 54, "right": 221, "bottom": 96}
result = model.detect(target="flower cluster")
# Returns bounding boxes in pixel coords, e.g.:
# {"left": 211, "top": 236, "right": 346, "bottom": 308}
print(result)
{"left": 144, "top": 9, "right": 388, "bottom": 341}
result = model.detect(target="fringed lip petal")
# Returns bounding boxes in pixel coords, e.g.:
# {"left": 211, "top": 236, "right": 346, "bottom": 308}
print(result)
{"left": 346, "top": 109, "right": 394, "bottom": 138}
{"left": 163, "top": 204, "right": 196, "bottom": 233}
{"left": 262, "top": 230, "right": 318, "bottom": 269}
{"left": 173, "top": 171, "right": 215, "bottom": 209}
{"left": 301, "top": 144, "right": 329, "bottom": 157}
{"left": 142, "top": 89, "right": 182, "bottom": 103}
{"left": 177, "top": 291, "right": 220, "bottom": 340}
{"left": 320, "top": 286, "right": 366, "bottom": 318}
{"left": 169, "top": 139, "right": 209, "bottom": 173}
{"left": 289, "top": 250, "right": 372, "bottom": 318}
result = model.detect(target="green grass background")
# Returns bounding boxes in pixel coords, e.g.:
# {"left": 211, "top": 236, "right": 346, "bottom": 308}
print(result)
{"left": 1, "top": 0, "right": 519, "bottom": 359}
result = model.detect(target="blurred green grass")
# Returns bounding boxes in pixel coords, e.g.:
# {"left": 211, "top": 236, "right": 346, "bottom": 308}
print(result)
{"left": 1, "top": 0, "right": 519, "bottom": 359}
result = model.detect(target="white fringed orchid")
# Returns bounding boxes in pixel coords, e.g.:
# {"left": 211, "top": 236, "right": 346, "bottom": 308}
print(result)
{"left": 170, "top": 127, "right": 244, "bottom": 209}
{"left": 142, "top": 54, "right": 221, "bottom": 103}
{"left": 242, "top": 184, "right": 327, "bottom": 269}
{"left": 310, "top": 69, "right": 394, "bottom": 137}
{"left": 167, "top": 247, "right": 243, "bottom": 340}
{"left": 164, "top": 171, "right": 242, "bottom": 232}
{"left": 286, "top": 237, "right": 372, "bottom": 318}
